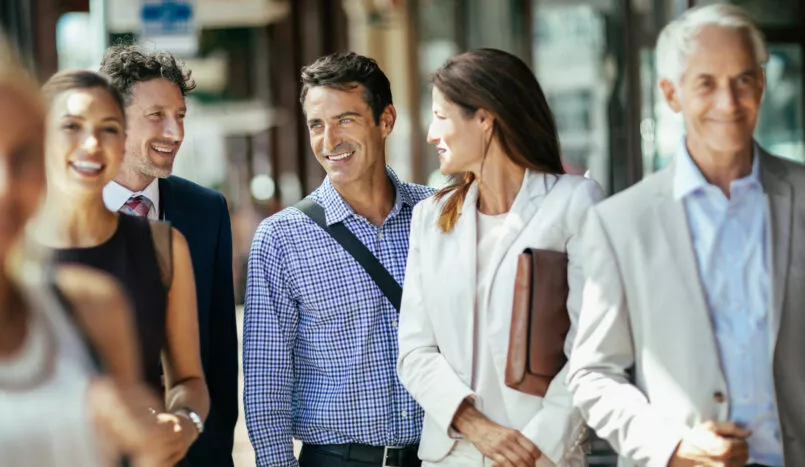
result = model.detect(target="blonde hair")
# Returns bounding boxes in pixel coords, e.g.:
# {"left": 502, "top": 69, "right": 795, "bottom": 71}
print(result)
{"left": 656, "top": 3, "right": 768, "bottom": 84}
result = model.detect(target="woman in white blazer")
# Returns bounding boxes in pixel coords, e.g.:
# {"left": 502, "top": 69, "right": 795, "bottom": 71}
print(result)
{"left": 397, "top": 49, "right": 604, "bottom": 467}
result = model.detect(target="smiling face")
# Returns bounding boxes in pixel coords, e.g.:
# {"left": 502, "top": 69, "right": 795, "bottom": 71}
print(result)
{"left": 303, "top": 84, "right": 394, "bottom": 188}
{"left": 660, "top": 25, "right": 764, "bottom": 158}
{"left": 45, "top": 87, "right": 125, "bottom": 196}
{"left": 121, "top": 78, "right": 186, "bottom": 182}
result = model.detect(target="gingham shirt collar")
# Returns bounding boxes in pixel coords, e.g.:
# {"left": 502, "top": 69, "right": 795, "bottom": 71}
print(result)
{"left": 316, "top": 166, "right": 414, "bottom": 226}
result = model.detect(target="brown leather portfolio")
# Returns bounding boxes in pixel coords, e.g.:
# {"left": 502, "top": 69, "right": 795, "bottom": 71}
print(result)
{"left": 505, "top": 248, "right": 570, "bottom": 397}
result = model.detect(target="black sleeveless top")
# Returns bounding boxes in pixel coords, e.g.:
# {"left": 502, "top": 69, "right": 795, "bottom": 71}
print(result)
{"left": 54, "top": 214, "right": 168, "bottom": 394}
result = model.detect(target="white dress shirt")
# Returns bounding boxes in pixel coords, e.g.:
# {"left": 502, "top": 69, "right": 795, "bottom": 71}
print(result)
{"left": 103, "top": 179, "right": 161, "bottom": 221}
{"left": 674, "top": 140, "right": 783, "bottom": 466}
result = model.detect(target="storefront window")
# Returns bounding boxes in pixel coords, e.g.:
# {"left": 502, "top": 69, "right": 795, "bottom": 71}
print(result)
{"left": 418, "top": 0, "right": 459, "bottom": 187}
{"left": 697, "top": 0, "right": 799, "bottom": 28}
{"left": 756, "top": 44, "right": 804, "bottom": 162}
{"left": 532, "top": 1, "right": 612, "bottom": 191}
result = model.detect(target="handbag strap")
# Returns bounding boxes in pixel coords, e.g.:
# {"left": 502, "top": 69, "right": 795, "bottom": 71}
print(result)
{"left": 294, "top": 198, "right": 402, "bottom": 311}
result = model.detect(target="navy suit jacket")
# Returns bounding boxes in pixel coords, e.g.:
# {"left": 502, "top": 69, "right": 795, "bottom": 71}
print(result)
{"left": 159, "top": 176, "right": 238, "bottom": 467}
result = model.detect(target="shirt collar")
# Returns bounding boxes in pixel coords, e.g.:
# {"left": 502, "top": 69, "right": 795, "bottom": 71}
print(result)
{"left": 103, "top": 178, "right": 161, "bottom": 215}
{"left": 315, "top": 165, "right": 413, "bottom": 226}
{"left": 673, "top": 137, "right": 761, "bottom": 201}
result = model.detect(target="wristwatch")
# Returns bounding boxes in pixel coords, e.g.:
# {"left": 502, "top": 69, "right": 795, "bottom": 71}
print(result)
{"left": 176, "top": 407, "right": 204, "bottom": 435}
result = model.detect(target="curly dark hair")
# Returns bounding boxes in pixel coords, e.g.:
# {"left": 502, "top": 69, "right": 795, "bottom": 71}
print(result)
{"left": 300, "top": 52, "right": 392, "bottom": 124}
{"left": 99, "top": 44, "right": 196, "bottom": 106}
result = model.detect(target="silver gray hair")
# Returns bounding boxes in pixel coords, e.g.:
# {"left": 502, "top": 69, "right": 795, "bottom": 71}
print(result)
{"left": 656, "top": 3, "right": 769, "bottom": 84}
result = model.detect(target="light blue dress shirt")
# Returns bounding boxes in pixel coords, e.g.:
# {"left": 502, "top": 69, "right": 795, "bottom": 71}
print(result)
{"left": 673, "top": 140, "right": 783, "bottom": 466}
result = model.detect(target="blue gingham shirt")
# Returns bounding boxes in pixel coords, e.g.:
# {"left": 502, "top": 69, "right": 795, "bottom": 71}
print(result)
{"left": 243, "top": 167, "right": 433, "bottom": 466}
{"left": 674, "top": 140, "right": 783, "bottom": 466}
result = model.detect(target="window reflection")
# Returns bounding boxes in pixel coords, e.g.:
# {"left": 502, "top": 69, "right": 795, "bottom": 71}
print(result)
{"left": 533, "top": 3, "right": 611, "bottom": 191}
{"left": 756, "top": 44, "right": 803, "bottom": 162}
{"left": 418, "top": 0, "right": 459, "bottom": 187}
{"left": 697, "top": 0, "right": 799, "bottom": 28}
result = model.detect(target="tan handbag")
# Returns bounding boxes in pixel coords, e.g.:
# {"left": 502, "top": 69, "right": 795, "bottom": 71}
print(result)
{"left": 505, "top": 248, "right": 570, "bottom": 397}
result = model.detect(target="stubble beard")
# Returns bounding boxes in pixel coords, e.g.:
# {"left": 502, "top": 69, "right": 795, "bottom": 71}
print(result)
{"left": 137, "top": 149, "right": 173, "bottom": 180}
{"left": 118, "top": 149, "right": 173, "bottom": 189}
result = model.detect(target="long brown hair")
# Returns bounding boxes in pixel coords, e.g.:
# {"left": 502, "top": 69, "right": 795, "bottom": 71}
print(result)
{"left": 432, "top": 48, "right": 564, "bottom": 232}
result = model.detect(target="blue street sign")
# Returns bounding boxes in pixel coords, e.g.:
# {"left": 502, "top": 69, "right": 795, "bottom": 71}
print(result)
{"left": 141, "top": 1, "right": 193, "bottom": 35}
{"left": 140, "top": 0, "right": 197, "bottom": 55}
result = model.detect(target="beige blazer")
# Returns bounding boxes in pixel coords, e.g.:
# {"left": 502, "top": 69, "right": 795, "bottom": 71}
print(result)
{"left": 568, "top": 150, "right": 805, "bottom": 466}
{"left": 398, "top": 170, "right": 604, "bottom": 466}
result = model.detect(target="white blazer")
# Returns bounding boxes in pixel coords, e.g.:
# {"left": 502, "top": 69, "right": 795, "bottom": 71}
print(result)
{"left": 397, "top": 170, "right": 604, "bottom": 465}
{"left": 567, "top": 151, "right": 805, "bottom": 466}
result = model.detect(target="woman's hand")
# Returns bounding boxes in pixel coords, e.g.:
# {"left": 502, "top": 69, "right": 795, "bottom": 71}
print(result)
{"left": 88, "top": 378, "right": 202, "bottom": 466}
{"left": 87, "top": 377, "right": 170, "bottom": 467}
{"left": 150, "top": 411, "right": 199, "bottom": 465}
{"left": 452, "top": 400, "right": 542, "bottom": 467}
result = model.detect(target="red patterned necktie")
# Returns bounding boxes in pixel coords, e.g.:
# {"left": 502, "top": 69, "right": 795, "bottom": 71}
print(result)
{"left": 120, "top": 195, "right": 153, "bottom": 218}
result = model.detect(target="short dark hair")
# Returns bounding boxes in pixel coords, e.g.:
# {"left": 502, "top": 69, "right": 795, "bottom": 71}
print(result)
{"left": 42, "top": 70, "right": 126, "bottom": 120}
{"left": 300, "top": 52, "right": 392, "bottom": 124}
{"left": 99, "top": 44, "right": 196, "bottom": 106}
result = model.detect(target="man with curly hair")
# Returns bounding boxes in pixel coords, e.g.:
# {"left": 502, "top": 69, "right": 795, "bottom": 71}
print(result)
{"left": 99, "top": 45, "right": 238, "bottom": 467}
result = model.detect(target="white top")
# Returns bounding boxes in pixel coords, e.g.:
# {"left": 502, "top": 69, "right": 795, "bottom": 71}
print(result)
{"left": 103, "top": 178, "right": 160, "bottom": 220}
{"left": 0, "top": 281, "right": 111, "bottom": 467}
{"left": 473, "top": 210, "right": 510, "bottom": 426}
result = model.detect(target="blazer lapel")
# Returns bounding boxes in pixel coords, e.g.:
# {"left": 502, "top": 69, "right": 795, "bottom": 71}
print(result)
{"left": 446, "top": 182, "right": 479, "bottom": 374}
{"left": 760, "top": 153, "right": 792, "bottom": 356}
{"left": 655, "top": 199, "right": 711, "bottom": 319}
{"left": 653, "top": 166, "right": 725, "bottom": 382}
{"left": 452, "top": 182, "right": 479, "bottom": 305}
{"left": 158, "top": 177, "right": 171, "bottom": 221}
{"left": 475, "top": 171, "right": 552, "bottom": 326}
{"left": 484, "top": 171, "right": 550, "bottom": 289}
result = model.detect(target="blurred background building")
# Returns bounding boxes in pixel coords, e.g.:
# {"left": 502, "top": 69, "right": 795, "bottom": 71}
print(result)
{"left": 2, "top": 0, "right": 804, "bottom": 464}
{"left": 2, "top": 0, "right": 803, "bottom": 301}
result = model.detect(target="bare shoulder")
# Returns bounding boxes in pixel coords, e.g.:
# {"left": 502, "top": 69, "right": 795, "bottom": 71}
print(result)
{"left": 54, "top": 265, "right": 141, "bottom": 381}
{"left": 170, "top": 226, "right": 189, "bottom": 248}
{"left": 169, "top": 226, "right": 191, "bottom": 264}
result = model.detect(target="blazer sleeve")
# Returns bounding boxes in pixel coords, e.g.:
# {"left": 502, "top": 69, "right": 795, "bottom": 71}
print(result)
{"left": 397, "top": 203, "right": 476, "bottom": 437}
{"left": 202, "top": 193, "right": 239, "bottom": 463}
{"left": 520, "top": 178, "right": 603, "bottom": 465}
{"left": 567, "top": 207, "right": 689, "bottom": 467}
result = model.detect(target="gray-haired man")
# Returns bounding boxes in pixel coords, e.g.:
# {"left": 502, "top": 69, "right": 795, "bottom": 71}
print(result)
{"left": 569, "top": 4, "right": 805, "bottom": 466}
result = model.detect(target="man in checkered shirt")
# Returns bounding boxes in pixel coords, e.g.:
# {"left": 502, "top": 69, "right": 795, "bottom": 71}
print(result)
{"left": 243, "top": 52, "right": 433, "bottom": 467}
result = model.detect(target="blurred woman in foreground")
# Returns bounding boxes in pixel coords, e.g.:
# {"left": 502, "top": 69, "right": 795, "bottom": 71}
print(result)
{"left": 0, "top": 39, "right": 169, "bottom": 466}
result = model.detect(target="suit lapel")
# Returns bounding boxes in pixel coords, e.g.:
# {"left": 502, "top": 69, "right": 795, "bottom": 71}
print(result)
{"left": 655, "top": 198, "right": 712, "bottom": 319}
{"left": 653, "top": 166, "right": 725, "bottom": 382}
{"left": 480, "top": 171, "right": 550, "bottom": 314}
{"left": 761, "top": 153, "right": 792, "bottom": 355}
{"left": 158, "top": 178, "right": 169, "bottom": 220}
{"left": 452, "top": 182, "right": 479, "bottom": 306}
{"left": 445, "top": 182, "right": 479, "bottom": 374}
{"left": 159, "top": 177, "right": 177, "bottom": 225}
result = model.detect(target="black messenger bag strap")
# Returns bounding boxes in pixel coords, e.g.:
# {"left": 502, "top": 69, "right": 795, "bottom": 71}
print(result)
{"left": 294, "top": 198, "right": 403, "bottom": 311}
